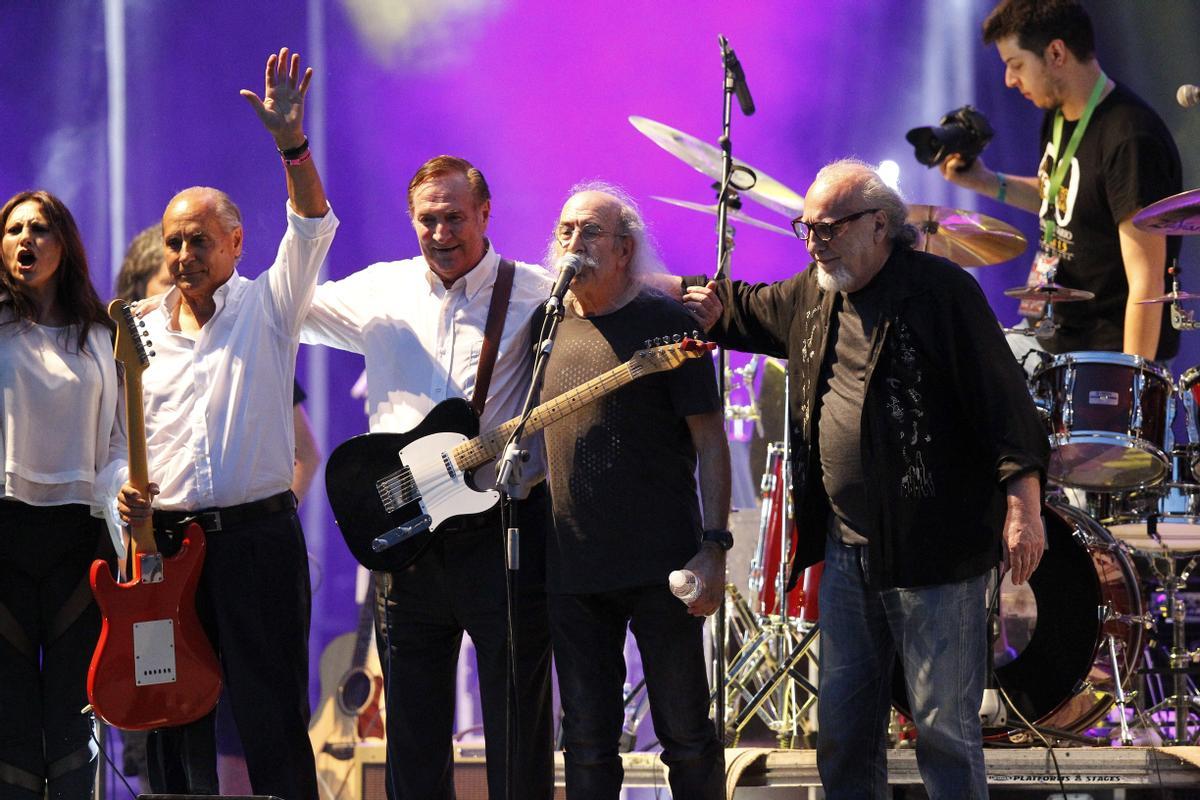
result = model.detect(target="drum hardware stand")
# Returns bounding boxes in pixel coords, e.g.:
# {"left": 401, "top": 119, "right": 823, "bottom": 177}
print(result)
{"left": 1134, "top": 552, "right": 1200, "bottom": 745}
{"left": 711, "top": 585, "right": 810, "bottom": 745}
{"left": 1098, "top": 601, "right": 1156, "bottom": 745}
{"left": 715, "top": 617, "right": 819, "bottom": 747}
{"left": 710, "top": 370, "right": 823, "bottom": 748}
{"left": 724, "top": 354, "right": 763, "bottom": 438}
{"left": 1166, "top": 260, "right": 1200, "bottom": 332}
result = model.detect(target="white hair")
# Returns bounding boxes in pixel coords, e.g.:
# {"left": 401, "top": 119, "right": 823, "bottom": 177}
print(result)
{"left": 544, "top": 180, "right": 667, "bottom": 288}
{"left": 812, "top": 158, "right": 918, "bottom": 249}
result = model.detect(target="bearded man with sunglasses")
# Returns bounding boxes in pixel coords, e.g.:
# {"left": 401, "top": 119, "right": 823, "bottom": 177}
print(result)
{"left": 677, "top": 159, "right": 1048, "bottom": 799}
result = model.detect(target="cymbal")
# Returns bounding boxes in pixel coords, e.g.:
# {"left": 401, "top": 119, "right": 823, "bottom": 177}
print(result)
{"left": 1137, "top": 290, "right": 1200, "bottom": 304}
{"left": 650, "top": 196, "right": 792, "bottom": 237}
{"left": 907, "top": 205, "right": 1028, "bottom": 266}
{"left": 1003, "top": 282, "right": 1095, "bottom": 302}
{"left": 629, "top": 116, "right": 804, "bottom": 218}
{"left": 1132, "top": 188, "right": 1200, "bottom": 235}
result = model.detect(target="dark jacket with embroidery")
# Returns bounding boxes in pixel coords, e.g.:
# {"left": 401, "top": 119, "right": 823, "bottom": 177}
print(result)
{"left": 699, "top": 246, "right": 1048, "bottom": 589}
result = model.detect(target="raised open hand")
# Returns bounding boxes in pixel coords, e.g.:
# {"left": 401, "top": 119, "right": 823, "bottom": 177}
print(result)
{"left": 240, "top": 47, "right": 312, "bottom": 150}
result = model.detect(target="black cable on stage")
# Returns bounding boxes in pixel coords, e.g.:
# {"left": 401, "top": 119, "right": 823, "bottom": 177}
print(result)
{"left": 88, "top": 721, "right": 138, "bottom": 800}
{"left": 986, "top": 577, "right": 1068, "bottom": 796}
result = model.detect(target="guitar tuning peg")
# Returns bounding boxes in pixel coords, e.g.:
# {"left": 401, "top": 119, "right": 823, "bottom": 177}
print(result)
{"left": 149, "top": 350, "right": 156, "bottom": 357}
{"left": 644, "top": 339, "right": 653, "bottom": 348}
{"left": 691, "top": 329, "right": 701, "bottom": 339}
{"left": 144, "top": 340, "right": 152, "bottom": 348}
{"left": 672, "top": 333, "right": 682, "bottom": 343}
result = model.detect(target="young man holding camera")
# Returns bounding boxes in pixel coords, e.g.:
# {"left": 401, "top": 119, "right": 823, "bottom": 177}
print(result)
{"left": 941, "top": 0, "right": 1181, "bottom": 362}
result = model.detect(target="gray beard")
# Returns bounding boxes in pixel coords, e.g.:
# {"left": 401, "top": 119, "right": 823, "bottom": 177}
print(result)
{"left": 816, "top": 262, "right": 854, "bottom": 293}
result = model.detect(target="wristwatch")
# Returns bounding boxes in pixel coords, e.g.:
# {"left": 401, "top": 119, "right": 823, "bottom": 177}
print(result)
{"left": 701, "top": 528, "right": 734, "bottom": 551}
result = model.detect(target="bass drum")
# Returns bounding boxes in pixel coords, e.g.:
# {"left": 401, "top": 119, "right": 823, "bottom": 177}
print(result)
{"left": 893, "top": 499, "right": 1143, "bottom": 741}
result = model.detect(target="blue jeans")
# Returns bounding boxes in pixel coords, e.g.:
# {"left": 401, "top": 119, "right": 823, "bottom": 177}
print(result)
{"left": 816, "top": 533, "right": 989, "bottom": 800}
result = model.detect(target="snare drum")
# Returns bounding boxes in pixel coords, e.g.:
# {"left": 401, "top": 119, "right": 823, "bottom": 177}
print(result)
{"left": 1104, "top": 446, "right": 1200, "bottom": 555}
{"left": 1031, "top": 351, "right": 1173, "bottom": 491}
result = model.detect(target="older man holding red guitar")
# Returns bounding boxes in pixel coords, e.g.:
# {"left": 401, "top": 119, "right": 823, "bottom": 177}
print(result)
{"left": 116, "top": 47, "right": 336, "bottom": 800}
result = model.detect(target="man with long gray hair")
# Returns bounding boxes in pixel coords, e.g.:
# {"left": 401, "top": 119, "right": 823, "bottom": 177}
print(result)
{"left": 682, "top": 159, "right": 1048, "bottom": 799}
{"left": 538, "top": 182, "right": 729, "bottom": 798}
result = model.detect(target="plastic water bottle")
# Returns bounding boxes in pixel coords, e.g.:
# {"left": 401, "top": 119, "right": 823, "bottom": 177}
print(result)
{"left": 669, "top": 569, "right": 702, "bottom": 604}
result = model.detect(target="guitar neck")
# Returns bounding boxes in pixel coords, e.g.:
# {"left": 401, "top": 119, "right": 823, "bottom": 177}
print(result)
{"left": 124, "top": 370, "right": 157, "bottom": 554}
{"left": 350, "top": 575, "right": 376, "bottom": 668}
{"left": 452, "top": 359, "right": 642, "bottom": 470}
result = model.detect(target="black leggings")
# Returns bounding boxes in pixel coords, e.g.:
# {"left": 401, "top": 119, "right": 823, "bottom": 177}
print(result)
{"left": 0, "top": 500, "right": 112, "bottom": 800}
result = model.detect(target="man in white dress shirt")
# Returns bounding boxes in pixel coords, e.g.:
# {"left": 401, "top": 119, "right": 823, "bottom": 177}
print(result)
{"left": 302, "top": 155, "right": 554, "bottom": 799}
{"left": 118, "top": 48, "right": 336, "bottom": 800}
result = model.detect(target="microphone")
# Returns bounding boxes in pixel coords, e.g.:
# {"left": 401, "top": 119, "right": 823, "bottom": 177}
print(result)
{"left": 719, "top": 36, "right": 755, "bottom": 116}
{"left": 1178, "top": 84, "right": 1200, "bottom": 108}
{"left": 545, "top": 253, "right": 583, "bottom": 316}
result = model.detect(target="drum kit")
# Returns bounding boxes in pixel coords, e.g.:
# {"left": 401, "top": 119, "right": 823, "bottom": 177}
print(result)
{"left": 996, "top": 188, "right": 1200, "bottom": 747}
{"left": 629, "top": 112, "right": 1200, "bottom": 748}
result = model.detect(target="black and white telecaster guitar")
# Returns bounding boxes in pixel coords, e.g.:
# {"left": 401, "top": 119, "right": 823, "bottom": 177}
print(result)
{"left": 326, "top": 336, "right": 715, "bottom": 571}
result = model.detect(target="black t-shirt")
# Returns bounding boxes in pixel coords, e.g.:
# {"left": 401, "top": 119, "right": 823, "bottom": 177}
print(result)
{"left": 539, "top": 292, "right": 721, "bottom": 594}
{"left": 1034, "top": 82, "right": 1182, "bottom": 359}
{"left": 815, "top": 276, "right": 885, "bottom": 542}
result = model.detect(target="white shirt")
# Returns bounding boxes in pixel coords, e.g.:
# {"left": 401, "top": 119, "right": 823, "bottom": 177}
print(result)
{"left": 0, "top": 314, "right": 127, "bottom": 513}
{"left": 141, "top": 203, "right": 338, "bottom": 510}
{"left": 302, "top": 244, "right": 552, "bottom": 492}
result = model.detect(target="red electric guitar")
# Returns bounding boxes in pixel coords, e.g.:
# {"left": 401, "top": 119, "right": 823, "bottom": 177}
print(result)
{"left": 87, "top": 299, "right": 222, "bottom": 730}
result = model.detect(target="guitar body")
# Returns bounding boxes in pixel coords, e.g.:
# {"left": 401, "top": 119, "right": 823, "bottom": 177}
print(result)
{"left": 309, "top": 631, "right": 385, "bottom": 790}
{"left": 326, "top": 341, "right": 714, "bottom": 571}
{"left": 87, "top": 522, "right": 222, "bottom": 730}
{"left": 326, "top": 398, "right": 498, "bottom": 571}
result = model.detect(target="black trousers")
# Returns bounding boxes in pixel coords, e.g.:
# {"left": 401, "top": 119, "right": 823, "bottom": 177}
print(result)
{"left": 549, "top": 585, "right": 725, "bottom": 800}
{"left": 0, "top": 501, "right": 110, "bottom": 800}
{"left": 147, "top": 508, "right": 317, "bottom": 800}
{"left": 375, "top": 486, "right": 554, "bottom": 799}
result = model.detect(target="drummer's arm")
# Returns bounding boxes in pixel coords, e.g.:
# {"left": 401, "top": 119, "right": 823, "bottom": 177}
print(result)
{"left": 1120, "top": 215, "right": 1167, "bottom": 360}
{"left": 939, "top": 155, "right": 1041, "bottom": 213}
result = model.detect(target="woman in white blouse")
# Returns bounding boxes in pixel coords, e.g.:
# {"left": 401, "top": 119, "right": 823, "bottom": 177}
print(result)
{"left": 0, "top": 190, "right": 126, "bottom": 798}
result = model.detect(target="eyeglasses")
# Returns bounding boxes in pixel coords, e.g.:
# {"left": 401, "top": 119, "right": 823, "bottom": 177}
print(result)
{"left": 555, "top": 222, "right": 624, "bottom": 246}
{"left": 791, "top": 208, "right": 880, "bottom": 242}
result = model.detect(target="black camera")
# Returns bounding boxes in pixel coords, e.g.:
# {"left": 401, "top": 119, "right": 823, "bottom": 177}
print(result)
{"left": 906, "top": 106, "right": 994, "bottom": 169}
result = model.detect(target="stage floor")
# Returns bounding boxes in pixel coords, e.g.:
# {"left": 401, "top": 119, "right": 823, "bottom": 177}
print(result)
{"left": 611, "top": 746, "right": 1200, "bottom": 793}
{"left": 337, "top": 742, "right": 1200, "bottom": 796}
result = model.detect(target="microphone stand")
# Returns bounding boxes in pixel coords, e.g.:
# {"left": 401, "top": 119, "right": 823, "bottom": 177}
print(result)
{"left": 492, "top": 293, "right": 568, "bottom": 799}
{"left": 712, "top": 32, "right": 754, "bottom": 743}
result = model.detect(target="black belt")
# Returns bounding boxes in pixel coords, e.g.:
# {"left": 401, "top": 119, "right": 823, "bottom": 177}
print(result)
{"left": 154, "top": 490, "right": 296, "bottom": 533}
